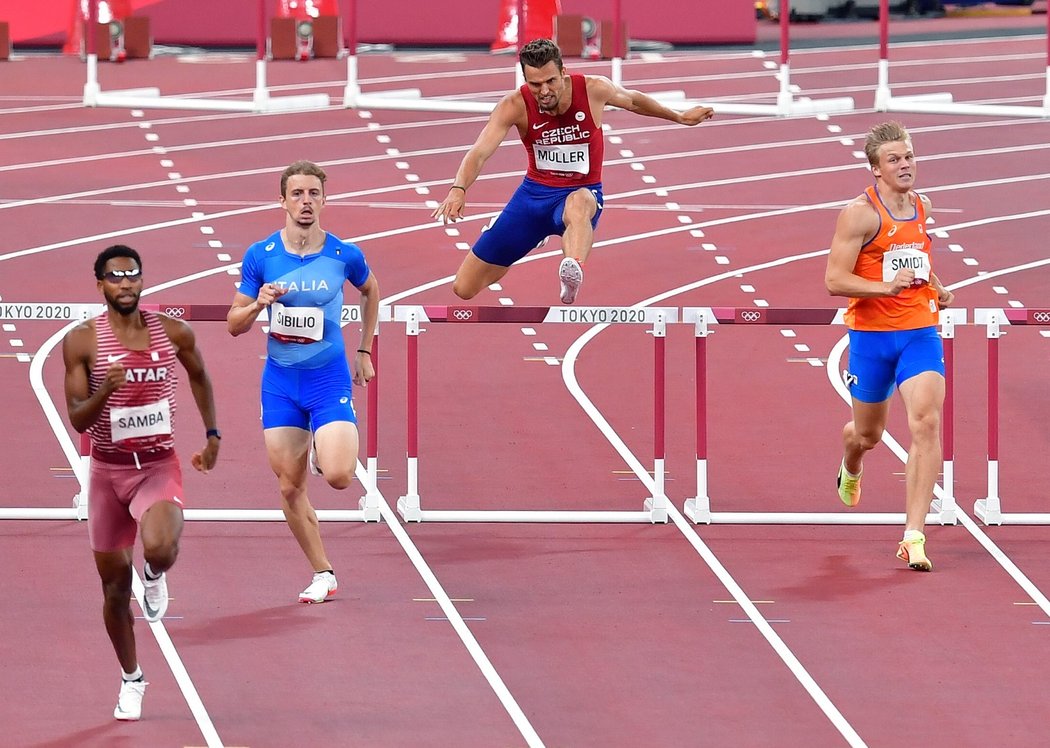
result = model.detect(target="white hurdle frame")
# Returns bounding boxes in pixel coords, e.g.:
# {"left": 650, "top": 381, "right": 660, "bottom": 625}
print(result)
{"left": 682, "top": 306, "right": 963, "bottom": 525}
{"left": 0, "top": 302, "right": 388, "bottom": 522}
{"left": 874, "top": 0, "right": 1050, "bottom": 118}
{"left": 394, "top": 304, "right": 675, "bottom": 524}
{"left": 973, "top": 307, "right": 1050, "bottom": 525}
{"left": 82, "top": 0, "right": 330, "bottom": 113}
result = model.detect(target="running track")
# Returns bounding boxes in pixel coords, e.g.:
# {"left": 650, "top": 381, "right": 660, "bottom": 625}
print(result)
{"left": 1, "top": 26, "right": 1049, "bottom": 748}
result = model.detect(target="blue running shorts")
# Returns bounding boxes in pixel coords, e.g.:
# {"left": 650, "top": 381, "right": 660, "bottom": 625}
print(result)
{"left": 845, "top": 327, "right": 945, "bottom": 403}
{"left": 472, "top": 178, "right": 604, "bottom": 267}
{"left": 261, "top": 356, "right": 357, "bottom": 430}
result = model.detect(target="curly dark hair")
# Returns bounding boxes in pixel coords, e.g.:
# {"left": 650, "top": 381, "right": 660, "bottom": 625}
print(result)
{"left": 94, "top": 245, "right": 142, "bottom": 280}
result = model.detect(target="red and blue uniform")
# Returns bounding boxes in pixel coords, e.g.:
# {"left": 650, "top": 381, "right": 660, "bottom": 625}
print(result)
{"left": 472, "top": 74, "right": 605, "bottom": 267}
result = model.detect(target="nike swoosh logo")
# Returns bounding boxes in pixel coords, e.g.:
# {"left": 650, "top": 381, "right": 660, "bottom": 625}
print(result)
{"left": 532, "top": 122, "right": 548, "bottom": 130}
{"left": 107, "top": 353, "right": 130, "bottom": 363}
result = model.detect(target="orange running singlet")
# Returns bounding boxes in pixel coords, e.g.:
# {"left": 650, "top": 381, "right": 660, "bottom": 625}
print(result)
{"left": 844, "top": 185, "right": 938, "bottom": 331}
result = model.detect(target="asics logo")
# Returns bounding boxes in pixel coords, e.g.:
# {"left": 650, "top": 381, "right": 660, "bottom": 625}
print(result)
{"left": 843, "top": 370, "right": 858, "bottom": 387}
{"left": 887, "top": 225, "right": 899, "bottom": 237}
{"left": 1034, "top": 311, "right": 1050, "bottom": 323}
{"left": 739, "top": 310, "right": 762, "bottom": 322}
{"left": 532, "top": 122, "right": 549, "bottom": 130}
{"left": 340, "top": 397, "right": 349, "bottom": 404}
{"left": 265, "top": 242, "right": 275, "bottom": 252}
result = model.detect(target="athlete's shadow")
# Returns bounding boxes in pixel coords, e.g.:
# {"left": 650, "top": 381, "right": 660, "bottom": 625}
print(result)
{"left": 774, "top": 553, "right": 926, "bottom": 602}
{"left": 26, "top": 723, "right": 140, "bottom": 748}
{"left": 171, "top": 604, "right": 319, "bottom": 644}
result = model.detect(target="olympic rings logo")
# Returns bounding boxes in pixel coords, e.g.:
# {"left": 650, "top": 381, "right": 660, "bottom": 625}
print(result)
{"left": 452, "top": 309, "right": 474, "bottom": 321}
{"left": 740, "top": 310, "right": 762, "bottom": 323}
{"left": 164, "top": 307, "right": 187, "bottom": 318}
{"left": 1033, "top": 311, "right": 1050, "bottom": 324}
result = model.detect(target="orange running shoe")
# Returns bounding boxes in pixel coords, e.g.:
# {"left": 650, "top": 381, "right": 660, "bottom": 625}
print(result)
{"left": 897, "top": 532, "right": 933, "bottom": 572}
{"left": 836, "top": 462, "right": 862, "bottom": 507}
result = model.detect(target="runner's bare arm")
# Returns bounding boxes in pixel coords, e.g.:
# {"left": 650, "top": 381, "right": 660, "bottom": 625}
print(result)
{"left": 588, "top": 75, "right": 714, "bottom": 126}
{"left": 352, "top": 272, "right": 380, "bottom": 386}
{"left": 432, "top": 93, "right": 524, "bottom": 223}
{"left": 62, "top": 323, "right": 122, "bottom": 432}
{"left": 825, "top": 198, "right": 913, "bottom": 298}
{"left": 163, "top": 315, "right": 220, "bottom": 472}
{"left": 227, "top": 284, "right": 287, "bottom": 336}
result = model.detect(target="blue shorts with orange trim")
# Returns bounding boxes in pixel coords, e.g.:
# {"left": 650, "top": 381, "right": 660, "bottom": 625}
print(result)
{"left": 845, "top": 327, "right": 945, "bottom": 403}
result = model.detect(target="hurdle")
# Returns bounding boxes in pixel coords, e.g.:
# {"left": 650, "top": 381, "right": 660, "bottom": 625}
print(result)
{"left": 670, "top": 0, "right": 854, "bottom": 117}
{"left": 874, "top": 0, "right": 1050, "bottom": 118}
{"left": 81, "top": 0, "right": 330, "bottom": 113}
{"left": 0, "top": 301, "right": 387, "bottom": 522}
{"left": 682, "top": 306, "right": 963, "bottom": 525}
{"left": 394, "top": 304, "right": 675, "bottom": 523}
{"left": 342, "top": 0, "right": 514, "bottom": 114}
{"left": 973, "top": 307, "right": 1050, "bottom": 525}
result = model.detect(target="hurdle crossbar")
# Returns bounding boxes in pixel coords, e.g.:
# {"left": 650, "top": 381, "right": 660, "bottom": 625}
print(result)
{"left": 82, "top": 0, "right": 329, "bottom": 113}
{"left": 874, "top": 0, "right": 1050, "bottom": 118}
{"left": 0, "top": 302, "right": 388, "bottom": 522}
{"left": 393, "top": 304, "right": 675, "bottom": 523}
{"left": 973, "top": 308, "right": 1050, "bottom": 525}
{"left": 682, "top": 306, "right": 961, "bottom": 525}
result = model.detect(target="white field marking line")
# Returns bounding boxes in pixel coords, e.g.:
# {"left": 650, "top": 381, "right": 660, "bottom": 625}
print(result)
{"left": 558, "top": 257, "right": 865, "bottom": 748}
{"left": 28, "top": 288, "right": 541, "bottom": 747}
{"left": 363, "top": 484, "right": 545, "bottom": 748}
{"left": 131, "top": 572, "right": 224, "bottom": 748}
{"left": 5, "top": 132, "right": 1049, "bottom": 266}
{"left": 823, "top": 260, "right": 1050, "bottom": 620}
{"left": 1, "top": 112, "right": 1041, "bottom": 216}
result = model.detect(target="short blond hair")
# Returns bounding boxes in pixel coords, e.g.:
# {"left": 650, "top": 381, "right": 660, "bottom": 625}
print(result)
{"left": 864, "top": 121, "right": 911, "bottom": 167}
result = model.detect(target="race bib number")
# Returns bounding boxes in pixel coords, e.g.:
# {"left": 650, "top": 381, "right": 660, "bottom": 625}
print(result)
{"left": 270, "top": 302, "right": 323, "bottom": 344}
{"left": 111, "top": 398, "right": 172, "bottom": 444}
{"left": 533, "top": 143, "right": 590, "bottom": 175}
{"left": 883, "top": 248, "right": 930, "bottom": 284}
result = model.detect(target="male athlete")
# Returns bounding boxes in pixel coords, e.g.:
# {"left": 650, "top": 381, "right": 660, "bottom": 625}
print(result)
{"left": 825, "top": 121, "right": 954, "bottom": 571}
{"left": 63, "top": 244, "right": 220, "bottom": 720}
{"left": 432, "top": 38, "right": 714, "bottom": 304}
{"left": 228, "top": 160, "right": 379, "bottom": 604}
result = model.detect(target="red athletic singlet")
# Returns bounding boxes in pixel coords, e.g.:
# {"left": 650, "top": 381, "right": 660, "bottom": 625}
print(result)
{"left": 87, "top": 310, "right": 178, "bottom": 457}
{"left": 521, "top": 74, "right": 603, "bottom": 187}
{"left": 844, "top": 185, "right": 939, "bottom": 331}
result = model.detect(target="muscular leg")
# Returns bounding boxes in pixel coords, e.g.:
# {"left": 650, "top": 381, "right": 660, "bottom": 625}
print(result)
{"left": 841, "top": 397, "right": 891, "bottom": 475}
{"left": 897, "top": 371, "right": 945, "bottom": 533}
{"left": 265, "top": 426, "right": 333, "bottom": 572}
{"left": 312, "top": 420, "right": 360, "bottom": 491}
{"left": 560, "top": 188, "right": 598, "bottom": 263}
{"left": 139, "top": 501, "right": 183, "bottom": 575}
{"left": 453, "top": 252, "right": 510, "bottom": 300}
{"left": 94, "top": 549, "right": 137, "bottom": 673}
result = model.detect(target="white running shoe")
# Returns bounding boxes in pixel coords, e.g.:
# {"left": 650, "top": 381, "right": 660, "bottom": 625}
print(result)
{"left": 114, "top": 679, "right": 147, "bottom": 721}
{"left": 298, "top": 571, "right": 337, "bottom": 604}
{"left": 308, "top": 439, "right": 323, "bottom": 477}
{"left": 558, "top": 257, "right": 584, "bottom": 304}
{"left": 142, "top": 571, "right": 168, "bottom": 622}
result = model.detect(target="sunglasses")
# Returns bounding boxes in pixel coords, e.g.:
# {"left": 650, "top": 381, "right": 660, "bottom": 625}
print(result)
{"left": 101, "top": 268, "right": 142, "bottom": 282}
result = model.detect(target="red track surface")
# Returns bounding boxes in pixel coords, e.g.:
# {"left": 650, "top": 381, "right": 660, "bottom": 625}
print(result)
{"left": 2, "top": 25, "right": 1050, "bottom": 748}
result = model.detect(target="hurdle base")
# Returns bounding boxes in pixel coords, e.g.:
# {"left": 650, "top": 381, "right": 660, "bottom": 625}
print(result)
{"left": 643, "top": 497, "right": 669, "bottom": 524}
{"left": 90, "top": 90, "right": 330, "bottom": 113}
{"left": 398, "top": 495, "right": 423, "bottom": 522}
{"left": 667, "top": 96, "right": 854, "bottom": 118}
{"left": 929, "top": 498, "right": 958, "bottom": 526}
{"left": 351, "top": 93, "right": 496, "bottom": 114}
{"left": 974, "top": 498, "right": 1003, "bottom": 526}
{"left": 683, "top": 497, "right": 711, "bottom": 524}
{"left": 886, "top": 93, "right": 1049, "bottom": 119}
{"left": 702, "top": 511, "right": 943, "bottom": 525}
{"left": 359, "top": 494, "right": 382, "bottom": 522}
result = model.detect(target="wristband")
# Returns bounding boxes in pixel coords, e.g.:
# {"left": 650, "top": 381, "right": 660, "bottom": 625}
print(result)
{"left": 357, "top": 349, "right": 372, "bottom": 355}
{"left": 206, "top": 429, "right": 221, "bottom": 440}
{"left": 450, "top": 185, "right": 466, "bottom": 192}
